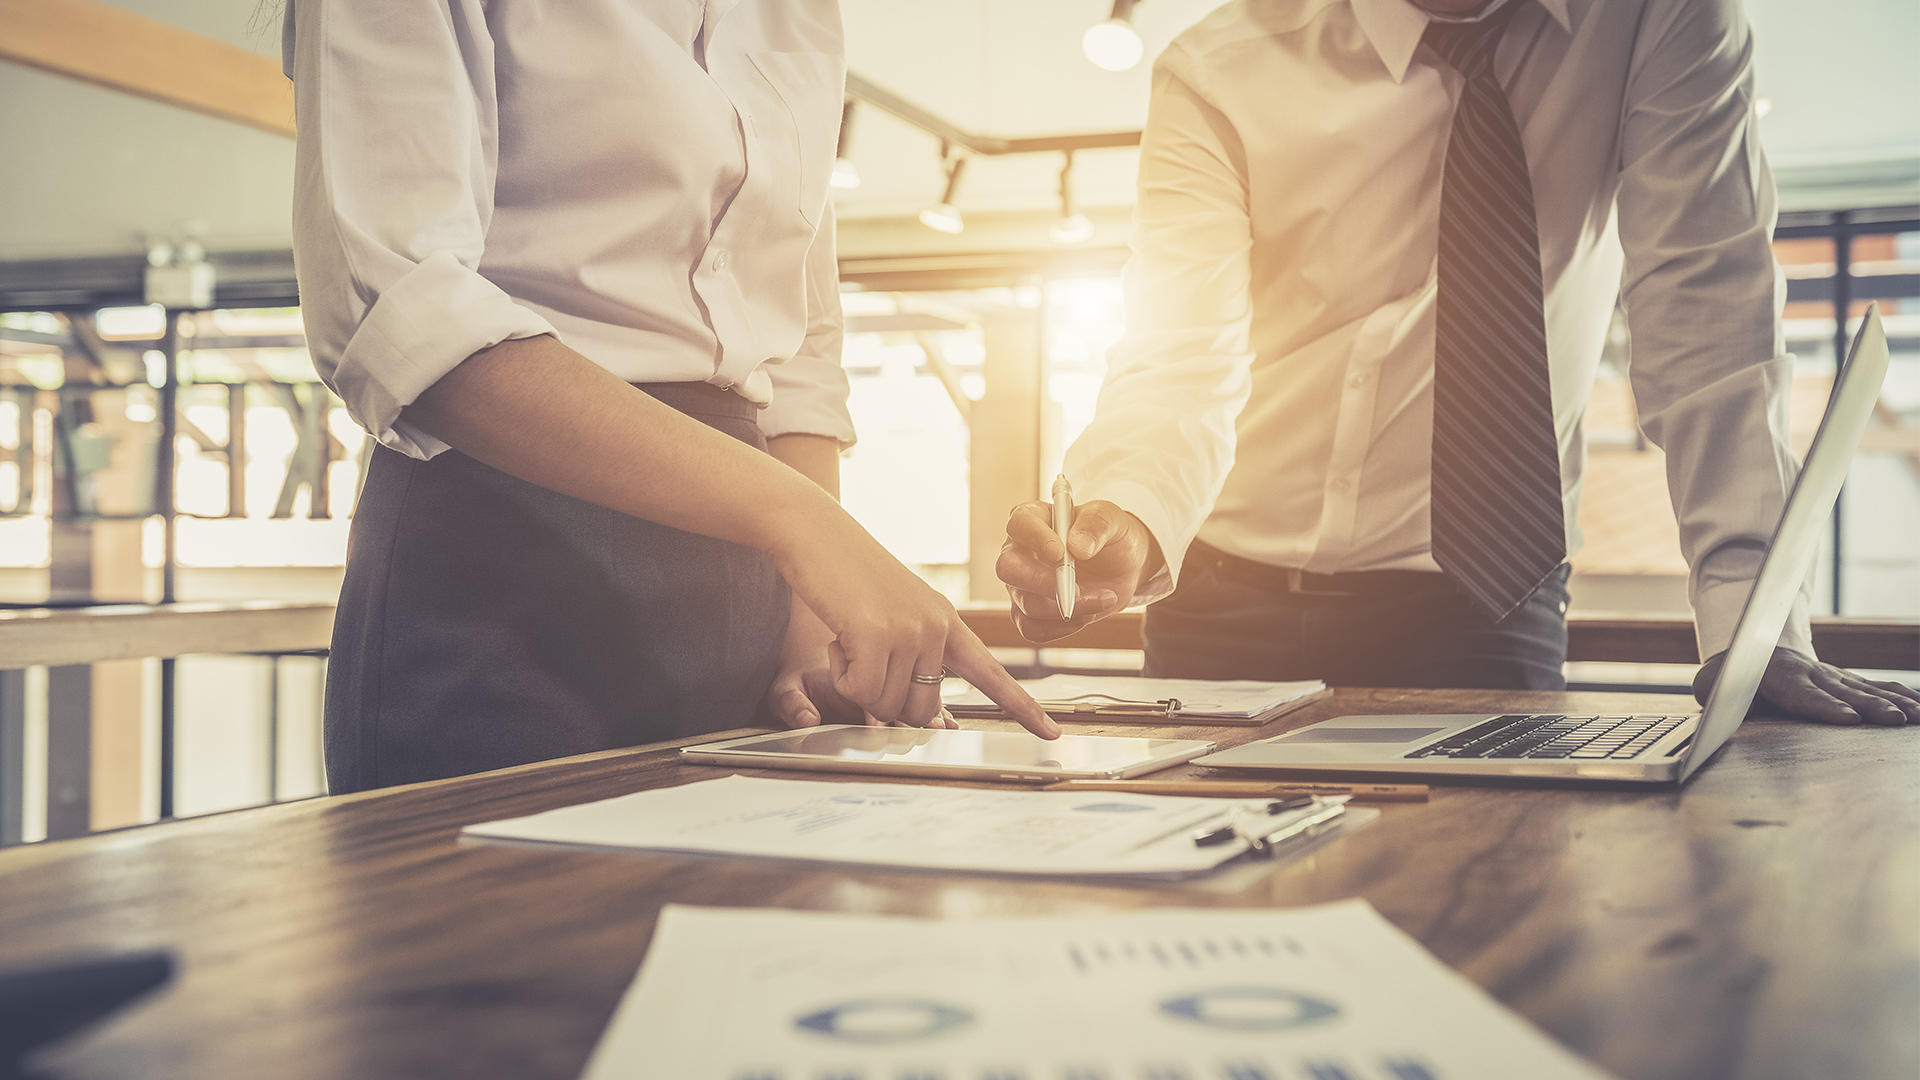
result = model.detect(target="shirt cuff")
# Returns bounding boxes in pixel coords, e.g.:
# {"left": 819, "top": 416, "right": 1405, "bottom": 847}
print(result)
{"left": 333, "top": 250, "right": 557, "bottom": 460}
{"left": 1693, "top": 575, "right": 1814, "bottom": 662}
{"left": 757, "top": 355, "right": 857, "bottom": 448}
{"left": 1074, "top": 478, "right": 1194, "bottom": 607}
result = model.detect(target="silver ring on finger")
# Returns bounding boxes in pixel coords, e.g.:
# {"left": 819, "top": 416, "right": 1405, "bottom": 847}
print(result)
{"left": 910, "top": 671, "right": 945, "bottom": 686}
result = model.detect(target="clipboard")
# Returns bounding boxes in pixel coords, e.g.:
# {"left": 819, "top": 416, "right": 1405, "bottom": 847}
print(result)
{"left": 944, "top": 675, "right": 1329, "bottom": 726}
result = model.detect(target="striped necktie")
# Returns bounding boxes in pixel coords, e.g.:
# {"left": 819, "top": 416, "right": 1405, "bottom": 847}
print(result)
{"left": 1423, "top": 2, "right": 1566, "bottom": 621}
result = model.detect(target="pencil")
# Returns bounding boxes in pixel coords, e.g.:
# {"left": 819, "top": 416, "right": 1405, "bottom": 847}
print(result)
{"left": 1041, "top": 779, "right": 1428, "bottom": 802}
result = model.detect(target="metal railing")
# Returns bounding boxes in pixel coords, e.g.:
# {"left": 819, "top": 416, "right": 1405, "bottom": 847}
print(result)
{"left": 0, "top": 601, "right": 333, "bottom": 846}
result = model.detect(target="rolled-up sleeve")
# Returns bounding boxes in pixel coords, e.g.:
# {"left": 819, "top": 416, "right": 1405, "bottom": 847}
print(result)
{"left": 286, "top": 0, "right": 555, "bottom": 460}
{"left": 758, "top": 199, "right": 857, "bottom": 447}
{"left": 1616, "top": 0, "right": 1811, "bottom": 659}
{"left": 1062, "top": 47, "right": 1257, "bottom": 604}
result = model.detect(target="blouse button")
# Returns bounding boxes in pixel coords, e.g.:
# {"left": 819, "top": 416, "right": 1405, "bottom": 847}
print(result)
{"left": 712, "top": 250, "right": 731, "bottom": 272}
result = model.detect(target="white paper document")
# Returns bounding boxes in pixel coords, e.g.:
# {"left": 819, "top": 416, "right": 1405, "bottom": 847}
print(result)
{"left": 945, "top": 675, "right": 1327, "bottom": 724}
{"left": 583, "top": 901, "right": 1614, "bottom": 1080}
{"left": 463, "top": 775, "right": 1344, "bottom": 879}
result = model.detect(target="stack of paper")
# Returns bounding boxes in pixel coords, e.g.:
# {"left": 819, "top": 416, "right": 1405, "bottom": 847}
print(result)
{"left": 462, "top": 775, "right": 1352, "bottom": 880}
{"left": 581, "top": 901, "right": 1614, "bottom": 1080}
{"left": 945, "top": 674, "right": 1328, "bottom": 725}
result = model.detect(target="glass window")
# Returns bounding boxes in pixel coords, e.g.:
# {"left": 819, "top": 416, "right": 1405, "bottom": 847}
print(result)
{"left": 1833, "top": 230, "right": 1920, "bottom": 617}
{"left": 1042, "top": 276, "right": 1127, "bottom": 481}
{"left": 1570, "top": 230, "right": 1920, "bottom": 621}
{"left": 838, "top": 291, "right": 982, "bottom": 602}
{"left": 0, "top": 306, "right": 361, "bottom": 596}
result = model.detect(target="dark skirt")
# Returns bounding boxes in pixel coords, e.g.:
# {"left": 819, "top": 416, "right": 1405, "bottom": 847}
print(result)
{"left": 323, "top": 383, "right": 790, "bottom": 793}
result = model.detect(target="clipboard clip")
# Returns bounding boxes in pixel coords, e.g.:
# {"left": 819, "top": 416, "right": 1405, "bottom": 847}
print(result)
{"left": 1191, "top": 797, "right": 1348, "bottom": 856}
{"left": 1036, "top": 694, "right": 1193, "bottom": 718}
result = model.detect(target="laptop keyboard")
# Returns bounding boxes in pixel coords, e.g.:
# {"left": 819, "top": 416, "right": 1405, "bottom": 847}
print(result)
{"left": 1403, "top": 713, "right": 1691, "bottom": 761}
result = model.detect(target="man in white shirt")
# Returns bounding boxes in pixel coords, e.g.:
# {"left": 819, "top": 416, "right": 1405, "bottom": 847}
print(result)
{"left": 998, "top": 0, "right": 1919, "bottom": 724}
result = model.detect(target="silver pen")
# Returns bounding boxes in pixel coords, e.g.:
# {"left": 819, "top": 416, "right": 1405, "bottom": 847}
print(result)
{"left": 1051, "top": 474, "right": 1076, "bottom": 620}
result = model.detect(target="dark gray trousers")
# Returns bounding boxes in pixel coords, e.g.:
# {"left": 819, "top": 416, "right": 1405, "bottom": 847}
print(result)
{"left": 324, "top": 383, "right": 789, "bottom": 794}
{"left": 1143, "top": 540, "right": 1570, "bottom": 690}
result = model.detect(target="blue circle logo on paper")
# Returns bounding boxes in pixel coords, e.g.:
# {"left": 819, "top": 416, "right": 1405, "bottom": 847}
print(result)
{"left": 793, "top": 998, "right": 975, "bottom": 1043}
{"left": 1158, "top": 987, "right": 1341, "bottom": 1031}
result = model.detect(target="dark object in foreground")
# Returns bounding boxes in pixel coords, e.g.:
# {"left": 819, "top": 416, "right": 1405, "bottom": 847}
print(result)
{"left": 0, "top": 950, "right": 173, "bottom": 1079}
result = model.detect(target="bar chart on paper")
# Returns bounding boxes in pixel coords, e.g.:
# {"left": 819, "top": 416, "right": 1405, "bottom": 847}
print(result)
{"left": 581, "top": 902, "right": 1613, "bottom": 1080}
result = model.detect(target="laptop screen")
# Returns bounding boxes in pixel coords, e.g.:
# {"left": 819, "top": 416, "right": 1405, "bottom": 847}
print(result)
{"left": 1680, "top": 306, "right": 1892, "bottom": 781}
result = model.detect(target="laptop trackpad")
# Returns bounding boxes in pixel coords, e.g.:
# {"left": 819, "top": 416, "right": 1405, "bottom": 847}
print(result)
{"left": 1286, "top": 727, "right": 1447, "bottom": 744}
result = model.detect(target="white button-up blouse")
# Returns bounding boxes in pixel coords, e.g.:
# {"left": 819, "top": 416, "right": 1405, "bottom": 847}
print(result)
{"left": 284, "top": 0, "right": 856, "bottom": 461}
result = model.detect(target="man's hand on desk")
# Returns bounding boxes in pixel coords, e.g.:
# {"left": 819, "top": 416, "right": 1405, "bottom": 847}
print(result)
{"left": 998, "top": 499, "right": 1164, "bottom": 643}
{"left": 1695, "top": 646, "right": 1920, "bottom": 726}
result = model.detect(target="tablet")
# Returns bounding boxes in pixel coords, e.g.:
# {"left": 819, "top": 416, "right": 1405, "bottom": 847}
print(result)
{"left": 679, "top": 725, "right": 1216, "bottom": 782}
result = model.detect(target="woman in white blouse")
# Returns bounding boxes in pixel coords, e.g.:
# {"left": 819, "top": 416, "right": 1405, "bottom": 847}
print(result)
{"left": 285, "top": 0, "right": 1054, "bottom": 792}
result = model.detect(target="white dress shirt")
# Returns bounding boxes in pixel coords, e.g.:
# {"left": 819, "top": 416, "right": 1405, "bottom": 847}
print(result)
{"left": 1065, "top": 0, "right": 1809, "bottom": 658}
{"left": 284, "top": 0, "right": 856, "bottom": 462}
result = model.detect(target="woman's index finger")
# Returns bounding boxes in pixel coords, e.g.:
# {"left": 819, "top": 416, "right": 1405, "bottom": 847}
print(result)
{"left": 943, "top": 623, "right": 1061, "bottom": 739}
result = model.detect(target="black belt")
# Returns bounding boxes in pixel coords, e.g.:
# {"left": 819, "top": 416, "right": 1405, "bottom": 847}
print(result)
{"left": 1188, "top": 539, "right": 1443, "bottom": 598}
{"left": 630, "top": 380, "right": 754, "bottom": 422}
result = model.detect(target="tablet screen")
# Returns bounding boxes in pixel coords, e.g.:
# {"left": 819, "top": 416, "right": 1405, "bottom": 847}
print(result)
{"left": 689, "top": 726, "right": 1206, "bottom": 777}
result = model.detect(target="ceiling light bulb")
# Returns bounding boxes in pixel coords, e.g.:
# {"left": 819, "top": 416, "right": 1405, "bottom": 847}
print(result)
{"left": 1050, "top": 213, "right": 1096, "bottom": 244}
{"left": 831, "top": 158, "right": 861, "bottom": 190}
{"left": 1083, "top": 19, "right": 1144, "bottom": 71}
{"left": 919, "top": 203, "right": 965, "bottom": 234}
{"left": 1754, "top": 97, "right": 1773, "bottom": 118}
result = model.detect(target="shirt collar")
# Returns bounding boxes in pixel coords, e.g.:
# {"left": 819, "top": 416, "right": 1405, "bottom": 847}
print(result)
{"left": 1350, "top": 0, "right": 1572, "bottom": 84}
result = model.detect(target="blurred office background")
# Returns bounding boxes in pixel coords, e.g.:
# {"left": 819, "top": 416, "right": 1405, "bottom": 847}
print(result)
{"left": 1, "top": 0, "right": 1915, "bottom": 843}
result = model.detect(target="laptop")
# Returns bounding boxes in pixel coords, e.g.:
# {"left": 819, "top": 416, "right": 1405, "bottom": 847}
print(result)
{"left": 1196, "top": 304, "right": 1894, "bottom": 785}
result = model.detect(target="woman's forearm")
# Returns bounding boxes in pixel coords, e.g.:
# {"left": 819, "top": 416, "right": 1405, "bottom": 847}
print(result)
{"left": 767, "top": 433, "right": 843, "bottom": 655}
{"left": 402, "top": 334, "right": 853, "bottom": 561}
{"left": 400, "top": 334, "right": 1056, "bottom": 737}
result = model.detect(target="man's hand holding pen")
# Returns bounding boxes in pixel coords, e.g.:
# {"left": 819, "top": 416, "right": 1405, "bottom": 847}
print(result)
{"left": 998, "top": 496, "right": 1163, "bottom": 643}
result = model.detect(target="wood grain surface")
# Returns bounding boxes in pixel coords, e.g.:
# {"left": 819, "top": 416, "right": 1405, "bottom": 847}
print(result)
{"left": 0, "top": 0, "right": 295, "bottom": 138}
{"left": 1, "top": 688, "right": 1914, "bottom": 1080}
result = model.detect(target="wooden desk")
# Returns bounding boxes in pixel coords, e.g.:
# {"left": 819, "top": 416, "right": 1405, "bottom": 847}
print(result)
{"left": 2, "top": 689, "right": 1914, "bottom": 1080}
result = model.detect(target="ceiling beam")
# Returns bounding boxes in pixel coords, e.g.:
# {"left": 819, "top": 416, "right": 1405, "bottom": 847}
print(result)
{"left": 0, "top": 0, "right": 294, "bottom": 138}
{"left": 0, "top": 5, "right": 1141, "bottom": 159}
{"left": 846, "top": 72, "right": 1139, "bottom": 157}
